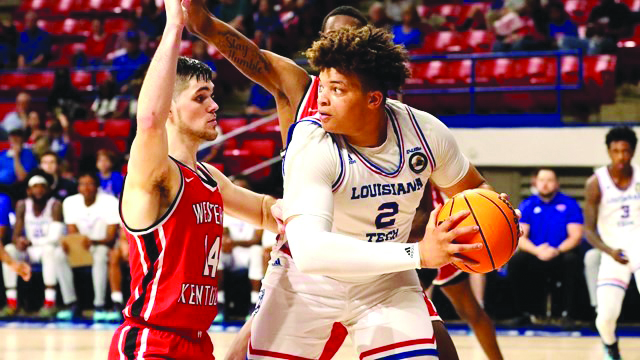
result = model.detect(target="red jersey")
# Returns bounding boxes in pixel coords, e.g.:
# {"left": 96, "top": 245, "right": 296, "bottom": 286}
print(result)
{"left": 119, "top": 157, "right": 224, "bottom": 332}
{"left": 295, "top": 75, "right": 320, "bottom": 122}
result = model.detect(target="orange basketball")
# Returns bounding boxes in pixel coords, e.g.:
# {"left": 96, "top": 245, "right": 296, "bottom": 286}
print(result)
{"left": 436, "top": 189, "right": 519, "bottom": 274}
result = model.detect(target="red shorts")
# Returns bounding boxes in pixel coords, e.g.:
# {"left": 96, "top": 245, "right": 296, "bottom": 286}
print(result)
{"left": 108, "top": 320, "right": 214, "bottom": 360}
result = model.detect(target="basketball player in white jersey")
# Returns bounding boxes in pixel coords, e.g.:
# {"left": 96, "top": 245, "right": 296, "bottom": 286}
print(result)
{"left": 584, "top": 126, "right": 640, "bottom": 360}
{"left": 1, "top": 173, "right": 63, "bottom": 317}
{"left": 247, "top": 25, "right": 501, "bottom": 359}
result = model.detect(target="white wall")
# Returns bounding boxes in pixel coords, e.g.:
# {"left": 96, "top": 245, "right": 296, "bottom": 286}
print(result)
{"left": 450, "top": 127, "right": 640, "bottom": 167}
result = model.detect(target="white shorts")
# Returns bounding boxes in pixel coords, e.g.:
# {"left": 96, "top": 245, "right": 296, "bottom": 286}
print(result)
{"left": 15, "top": 244, "right": 54, "bottom": 264}
{"left": 597, "top": 239, "right": 640, "bottom": 291}
{"left": 249, "top": 251, "right": 439, "bottom": 359}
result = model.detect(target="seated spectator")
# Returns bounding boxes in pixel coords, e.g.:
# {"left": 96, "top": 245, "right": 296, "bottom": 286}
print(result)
{"left": 25, "top": 111, "right": 45, "bottom": 148}
{"left": 91, "top": 78, "right": 120, "bottom": 123}
{"left": 2, "top": 92, "right": 31, "bottom": 136}
{"left": 217, "top": 177, "right": 264, "bottom": 321}
{"left": 253, "top": 0, "right": 286, "bottom": 53}
{"left": 392, "top": 5, "right": 424, "bottom": 50}
{"left": 17, "top": 11, "right": 51, "bottom": 69}
{"left": 191, "top": 39, "right": 218, "bottom": 76}
{"left": 107, "top": 229, "right": 129, "bottom": 321}
{"left": 385, "top": 0, "right": 415, "bottom": 23}
{"left": 135, "top": 0, "right": 166, "bottom": 41}
{"left": 213, "top": 0, "right": 252, "bottom": 34}
{"left": 96, "top": 149, "right": 124, "bottom": 198}
{"left": 245, "top": 83, "right": 276, "bottom": 118}
{"left": 48, "top": 69, "right": 86, "bottom": 122}
{"left": 369, "top": 2, "right": 394, "bottom": 30}
{"left": 493, "top": 0, "right": 552, "bottom": 51}
{"left": 548, "top": 1, "right": 579, "bottom": 40}
{"left": 56, "top": 172, "right": 119, "bottom": 321}
{"left": 83, "top": 19, "right": 115, "bottom": 66}
{"left": 1, "top": 174, "right": 62, "bottom": 318}
{"left": 113, "top": 15, "right": 149, "bottom": 54}
{"left": 0, "top": 129, "right": 38, "bottom": 186}
{"left": 585, "top": 0, "right": 633, "bottom": 54}
{"left": 0, "top": 192, "right": 11, "bottom": 243}
{"left": 112, "top": 32, "right": 150, "bottom": 92}
{"left": 457, "top": 5, "right": 489, "bottom": 32}
{"left": 0, "top": 15, "right": 18, "bottom": 69}
{"left": 39, "top": 151, "right": 76, "bottom": 201}
{"left": 509, "top": 168, "right": 584, "bottom": 322}
{"left": 46, "top": 119, "right": 71, "bottom": 161}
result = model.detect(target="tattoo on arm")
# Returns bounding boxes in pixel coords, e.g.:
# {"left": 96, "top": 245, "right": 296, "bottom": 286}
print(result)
{"left": 219, "top": 30, "right": 272, "bottom": 78}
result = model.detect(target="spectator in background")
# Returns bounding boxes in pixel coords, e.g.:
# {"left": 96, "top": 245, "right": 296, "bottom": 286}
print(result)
{"left": 493, "top": 0, "right": 552, "bottom": 51}
{"left": 457, "top": 4, "right": 489, "bottom": 31}
{"left": 112, "top": 31, "right": 150, "bottom": 92}
{"left": 509, "top": 168, "right": 584, "bottom": 323}
{"left": 25, "top": 111, "right": 45, "bottom": 148}
{"left": 585, "top": 0, "right": 633, "bottom": 54}
{"left": 91, "top": 78, "right": 120, "bottom": 123}
{"left": 96, "top": 149, "right": 123, "bottom": 198}
{"left": 245, "top": 83, "right": 277, "bottom": 118}
{"left": 253, "top": 0, "right": 285, "bottom": 53}
{"left": 17, "top": 11, "right": 50, "bottom": 69}
{"left": 84, "top": 19, "right": 115, "bottom": 66}
{"left": 46, "top": 119, "right": 71, "bottom": 161}
{"left": 0, "top": 15, "right": 18, "bottom": 68}
{"left": 191, "top": 39, "right": 218, "bottom": 76}
{"left": 2, "top": 174, "right": 62, "bottom": 318}
{"left": 114, "top": 15, "right": 149, "bottom": 53}
{"left": 369, "top": 2, "right": 394, "bottom": 30}
{"left": 135, "top": 0, "right": 166, "bottom": 41}
{"left": 56, "top": 172, "right": 119, "bottom": 321}
{"left": 547, "top": 2, "right": 580, "bottom": 49}
{"left": 2, "top": 92, "right": 31, "bottom": 135}
{"left": 385, "top": 0, "right": 415, "bottom": 23}
{"left": 0, "top": 129, "right": 38, "bottom": 186}
{"left": 213, "top": 0, "right": 252, "bottom": 34}
{"left": 40, "top": 151, "right": 76, "bottom": 201}
{"left": 48, "top": 68, "right": 85, "bottom": 122}
{"left": 0, "top": 192, "right": 12, "bottom": 244}
{"left": 392, "top": 5, "right": 424, "bottom": 50}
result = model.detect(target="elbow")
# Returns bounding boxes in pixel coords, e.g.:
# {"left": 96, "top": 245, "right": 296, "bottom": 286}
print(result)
{"left": 136, "top": 114, "right": 158, "bottom": 130}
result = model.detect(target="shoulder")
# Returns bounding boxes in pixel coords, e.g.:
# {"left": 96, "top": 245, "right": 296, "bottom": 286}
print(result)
{"left": 63, "top": 193, "right": 82, "bottom": 207}
{"left": 286, "top": 118, "right": 334, "bottom": 149}
{"left": 98, "top": 192, "right": 119, "bottom": 205}
{"left": 586, "top": 174, "right": 600, "bottom": 188}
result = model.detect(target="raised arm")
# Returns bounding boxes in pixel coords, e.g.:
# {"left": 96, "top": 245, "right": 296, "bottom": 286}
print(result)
{"left": 122, "top": 0, "right": 185, "bottom": 229}
{"left": 183, "top": 0, "right": 310, "bottom": 142}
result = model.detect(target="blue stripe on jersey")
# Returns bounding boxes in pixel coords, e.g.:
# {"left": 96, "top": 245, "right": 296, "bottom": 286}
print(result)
{"left": 281, "top": 118, "right": 345, "bottom": 190}
{"left": 377, "top": 349, "right": 439, "bottom": 359}
{"left": 597, "top": 283, "right": 627, "bottom": 291}
{"left": 405, "top": 106, "right": 437, "bottom": 170}
{"left": 345, "top": 106, "right": 404, "bottom": 177}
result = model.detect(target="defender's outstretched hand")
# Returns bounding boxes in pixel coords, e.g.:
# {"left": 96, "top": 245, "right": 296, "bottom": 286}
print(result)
{"left": 418, "top": 204, "right": 482, "bottom": 268}
{"left": 11, "top": 261, "right": 31, "bottom": 282}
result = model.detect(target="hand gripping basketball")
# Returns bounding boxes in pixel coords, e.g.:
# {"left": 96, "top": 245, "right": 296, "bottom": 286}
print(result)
{"left": 418, "top": 204, "right": 482, "bottom": 269}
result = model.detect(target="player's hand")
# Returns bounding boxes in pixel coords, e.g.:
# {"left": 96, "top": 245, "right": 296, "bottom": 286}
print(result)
{"left": 61, "top": 241, "right": 70, "bottom": 254}
{"left": 609, "top": 248, "right": 629, "bottom": 265}
{"left": 11, "top": 261, "right": 31, "bottom": 282}
{"left": 418, "top": 204, "right": 482, "bottom": 268}
{"left": 182, "top": 0, "right": 214, "bottom": 37}
{"left": 165, "top": 0, "right": 186, "bottom": 26}
{"left": 15, "top": 236, "right": 30, "bottom": 251}
{"left": 498, "top": 192, "right": 523, "bottom": 237}
{"left": 270, "top": 199, "right": 285, "bottom": 234}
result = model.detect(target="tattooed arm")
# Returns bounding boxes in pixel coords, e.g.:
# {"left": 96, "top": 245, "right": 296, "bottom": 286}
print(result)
{"left": 183, "top": 0, "right": 310, "bottom": 143}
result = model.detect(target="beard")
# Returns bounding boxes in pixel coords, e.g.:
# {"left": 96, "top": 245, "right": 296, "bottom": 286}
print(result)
{"left": 175, "top": 114, "right": 218, "bottom": 142}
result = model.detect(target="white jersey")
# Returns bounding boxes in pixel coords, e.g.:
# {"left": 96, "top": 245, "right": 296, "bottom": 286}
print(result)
{"left": 224, "top": 215, "right": 258, "bottom": 242}
{"left": 596, "top": 165, "right": 640, "bottom": 247}
{"left": 24, "top": 197, "right": 56, "bottom": 246}
{"left": 283, "top": 99, "right": 469, "bottom": 282}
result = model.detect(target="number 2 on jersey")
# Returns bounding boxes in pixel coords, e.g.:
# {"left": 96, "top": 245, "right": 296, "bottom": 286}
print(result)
{"left": 202, "top": 235, "right": 221, "bottom": 277}
{"left": 375, "top": 202, "right": 399, "bottom": 229}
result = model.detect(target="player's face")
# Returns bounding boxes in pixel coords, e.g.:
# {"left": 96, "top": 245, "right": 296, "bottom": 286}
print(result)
{"left": 323, "top": 15, "right": 362, "bottom": 33}
{"left": 535, "top": 170, "right": 558, "bottom": 197}
{"left": 317, "top": 68, "right": 372, "bottom": 136}
{"left": 172, "top": 78, "right": 219, "bottom": 142}
{"left": 78, "top": 176, "right": 98, "bottom": 201}
{"left": 608, "top": 140, "right": 634, "bottom": 170}
{"left": 29, "top": 184, "right": 49, "bottom": 201}
{"left": 40, "top": 154, "right": 58, "bottom": 175}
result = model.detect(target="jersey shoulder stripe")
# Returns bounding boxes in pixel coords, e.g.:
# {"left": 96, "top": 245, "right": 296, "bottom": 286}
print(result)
{"left": 404, "top": 105, "right": 436, "bottom": 171}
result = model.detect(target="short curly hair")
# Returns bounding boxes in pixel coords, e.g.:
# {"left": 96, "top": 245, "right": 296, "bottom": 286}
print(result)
{"left": 305, "top": 25, "right": 410, "bottom": 94}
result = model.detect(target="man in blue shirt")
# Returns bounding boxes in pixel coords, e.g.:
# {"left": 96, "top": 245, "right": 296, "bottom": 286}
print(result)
{"left": 112, "top": 32, "right": 150, "bottom": 90}
{"left": 509, "top": 168, "right": 584, "bottom": 322}
{"left": 16, "top": 11, "right": 50, "bottom": 68}
{"left": 0, "top": 129, "right": 38, "bottom": 186}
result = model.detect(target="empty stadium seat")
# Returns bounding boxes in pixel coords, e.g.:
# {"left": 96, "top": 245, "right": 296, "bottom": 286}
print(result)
{"left": 0, "top": 142, "right": 9, "bottom": 151}
{"left": 474, "top": 58, "right": 515, "bottom": 85}
{"left": 464, "top": 30, "right": 495, "bottom": 53}
{"left": 73, "top": 120, "right": 101, "bottom": 137}
{"left": 105, "top": 18, "right": 129, "bottom": 34}
{"left": 114, "top": 0, "right": 141, "bottom": 12}
{"left": 433, "top": 4, "right": 462, "bottom": 23}
{"left": 104, "top": 119, "right": 131, "bottom": 137}
{"left": 96, "top": 70, "right": 113, "bottom": 84}
{"left": 420, "top": 31, "right": 464, "bottom": 54}
{"left": 114, "top": 139, "right": 127, "bottom": 153}
{"left": 26, "top": 72, "right": 55, "bottom": 90}
{"left": 180, "top": 41, "right": 193, "bottom": 56}
{"left": 62, "top": 19, "right": 92, "bottom": 35}
{"left": 218, "top": 118, "right": 248, "bottom": 134}
{"left": 71, "top": 70, "right": 94, "bottom": 91}
{"left": 242, "top": 139, "right": 276, "bottom": 158}
{"left": 0, "top": 73, "right": 27, "bottom": 90}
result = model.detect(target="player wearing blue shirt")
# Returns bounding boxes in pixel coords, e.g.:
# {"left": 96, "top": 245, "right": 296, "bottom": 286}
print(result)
{"left": 509, "top": 168, "right": 584, "bottom": 322}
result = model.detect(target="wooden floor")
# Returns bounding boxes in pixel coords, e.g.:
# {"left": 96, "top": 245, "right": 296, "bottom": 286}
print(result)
{"left": 2, "top": 327, "right": 640, "bottom": 359}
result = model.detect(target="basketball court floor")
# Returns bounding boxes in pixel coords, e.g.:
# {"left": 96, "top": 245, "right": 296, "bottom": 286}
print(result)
{"left": 2, "top": 325, "right": 640, "bottom": 360}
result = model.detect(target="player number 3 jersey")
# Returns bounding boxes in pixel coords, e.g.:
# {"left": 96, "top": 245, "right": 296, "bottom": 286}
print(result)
{"left": 596, "top": 164, "right": 640, "bottom": 246}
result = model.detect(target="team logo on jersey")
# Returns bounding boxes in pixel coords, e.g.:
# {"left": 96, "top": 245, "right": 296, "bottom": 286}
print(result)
{"left": 556, "top": 204, "right": 566, "bottom": 212}
{"left": 409, "top": 152, "right": 428, "bottom": 174}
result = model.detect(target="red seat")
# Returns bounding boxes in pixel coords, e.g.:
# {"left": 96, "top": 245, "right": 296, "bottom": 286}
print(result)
{"left": 114, "top": 0, "right": 141, "bottom": 11}
{"left": 0, "top": 142, "right": 9, "bottom": 151}
{"left": 54, "top": 0, "right": 76, "bottom": 14}
{"left": 26, "top": 72, "right": 55, "bottom": 90}
{"left": 88, "top": 0, "right": 113, "bottom": 11}
{"left": 223, "top": 149, "right": 269, "bottom": 180}
{"left": 433, "top": 4, "right": 462, "bottom": 23}
{"left": 0, "top": 103, "right": 15, "bottom": 120}
{"left": 0, "top": 73, "right": 27, "bottom": 90}
{"left": 96, "top": 70, "right": 113, "bottom": 84}
{"left": 474, "top": 58, "right": 515, "bottom": 85}
{"left": 209, "top": 162, "right": 224, "bottom": 173}
{"left": 73, "top": 120, "right": 101, "bottom": 137}
{"left": 421, "top": 31, "right": 464, "bottom": 54}
{"left": 38, "top": 20, "right": 64, "bottom": 34}
{"left": 23, "top": 0, "right": 56, "bottom": 12}
{"left": 71, "top": 70, "right": 94, "bottom": 91}
{"left": 464, "top": 30, "right": 495, "bottom": 53}
{"left": 72, "top": 140, "right": 83, "bottom": 158}
{"left": 114, "top": 139, "right": 127, "bottom": 153}
{"left": 62, "top": 19, "right": 92, "bottom": 35}
{"left": 180, "top": 41, "right": 193, "bottom": 56}
{"left": 242, "top": 139, "right": 276, "bottom": 158}
{"left": 218, "top": 118, "right": 248, "bottom": 134}
{"left": 105, "top": 18, "right": 129, "bottom": 33}
{"left": 561, "top": 56, "right": 580, "bottom": 84}
{"left": 104, "top": 119, "right": 131, "bottom": 137}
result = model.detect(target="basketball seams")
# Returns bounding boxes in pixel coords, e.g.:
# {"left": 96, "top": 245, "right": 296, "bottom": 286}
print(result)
{"left": 476, "top": 192, "right": 517, "bottom": 257}
{"left": 463, "top": 194, "right": 496, "bottom": 271}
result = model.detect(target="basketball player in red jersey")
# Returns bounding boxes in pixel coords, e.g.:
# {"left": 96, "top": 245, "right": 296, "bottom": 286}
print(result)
{"left": 108, "top": 1, "right": 278, "bottom": 358}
